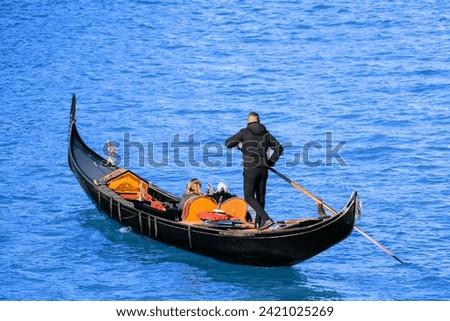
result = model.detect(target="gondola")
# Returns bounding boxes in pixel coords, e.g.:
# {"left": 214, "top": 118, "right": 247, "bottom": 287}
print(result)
{"left": 68, "top": 95, "right": 358, "bottom": 266}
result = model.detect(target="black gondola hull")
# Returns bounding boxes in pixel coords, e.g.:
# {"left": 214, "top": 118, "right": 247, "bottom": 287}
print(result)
{"left": 68, "top": 95, "right": 357, "bottom": 266}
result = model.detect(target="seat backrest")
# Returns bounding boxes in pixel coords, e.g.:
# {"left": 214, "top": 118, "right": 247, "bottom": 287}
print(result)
{"left": 182, "top": 196, "right": 248, "bottom": 223}
{"left": 182, "top": 196, "right": 217, "bottom": 222}
{"left": 220, "top": 197, "right": 248, "bottom": 222}
{"left": 106, "top": 171, "right": 149, "bottom": 200}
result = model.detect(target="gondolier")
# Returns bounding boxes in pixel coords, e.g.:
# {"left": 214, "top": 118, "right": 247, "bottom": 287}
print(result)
{"left": 225, "top": 112, "right": 284, "bottom": 229}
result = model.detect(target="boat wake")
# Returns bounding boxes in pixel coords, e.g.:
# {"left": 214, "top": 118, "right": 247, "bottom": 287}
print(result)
{"left": 119, "top": 226, "right": 132, "bottom": 234}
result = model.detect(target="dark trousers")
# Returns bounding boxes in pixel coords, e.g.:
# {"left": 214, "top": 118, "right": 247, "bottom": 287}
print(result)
{"left": 243, "top": 167, "right": 270, "bottom": 224}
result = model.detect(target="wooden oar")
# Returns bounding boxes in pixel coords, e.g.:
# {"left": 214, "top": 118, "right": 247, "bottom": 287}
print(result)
{"left": 268, "top": 167, "right": 404, "bottom": 264}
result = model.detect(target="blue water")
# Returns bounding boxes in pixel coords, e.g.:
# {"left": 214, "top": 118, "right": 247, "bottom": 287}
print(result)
{"left": 1, "top": 0, "right": 449, "bottom": 301}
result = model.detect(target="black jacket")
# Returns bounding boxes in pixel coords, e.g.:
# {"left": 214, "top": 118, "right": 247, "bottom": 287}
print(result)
{"left": 225, "top": 122, "right": 283, "bottom": 169}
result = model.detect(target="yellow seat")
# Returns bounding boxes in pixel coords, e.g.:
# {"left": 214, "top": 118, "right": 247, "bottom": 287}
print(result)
{"left": 220, "top": 197, "right": 248, "bottom": 222}
{"left": 182, "top": 196, "right": 249, "bottom": 223}
{"left": 105, "top": 170, "right": 149, "bottom": 200}
{"left": 182, "top": 196, "right": 217, "bottom": 222}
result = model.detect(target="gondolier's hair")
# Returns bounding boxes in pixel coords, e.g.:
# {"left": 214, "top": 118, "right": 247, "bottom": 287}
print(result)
{"left": 248, "top": 112, "right": 260, "bottom": 123}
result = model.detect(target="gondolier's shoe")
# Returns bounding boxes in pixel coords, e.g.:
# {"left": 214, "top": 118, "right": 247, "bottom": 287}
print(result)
{"left": 259, "top": 219, "right": 274, "bottom": 230}
{"left": 254, "top": 216, "right": 262, "bottom": 229}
